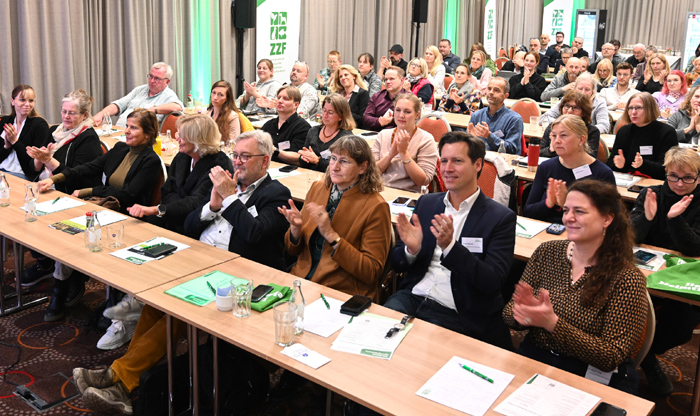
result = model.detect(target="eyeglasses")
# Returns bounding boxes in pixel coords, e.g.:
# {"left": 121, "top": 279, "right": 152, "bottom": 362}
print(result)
{"left": 329, "top": 155, "right": 354, "bottom": 167}
{"left": 667, "top": 174, "right": 699, "bottom": 184}
{"left": 562, "top": 104, "right": 582, "bottom": 112}
{"left": 231, "top": 153, "right": 264, "bottom": 163}
{"left": 628, "top": 106, "right": 644, "bottom": 112}
{"left": 61, "top": 110, "right": 79, "bottom": 117}
{"left": 147, "top": 73, "right": 169, "bottom": 82}
{"left": 409, "top": 63, "right": 420, "bottom": 68}
{"left": 322, "top": 109, "right": 336, "bottom": 116}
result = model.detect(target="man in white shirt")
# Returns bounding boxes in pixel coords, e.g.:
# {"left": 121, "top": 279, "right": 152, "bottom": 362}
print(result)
{"left": 93, "top": 62, "right": 184, "bottom": 127}
{"left": 385, "top": 132, "right": 516, "bottom": 349}
{"left": 600, "top": 62, "right": 639, "bottom": 111}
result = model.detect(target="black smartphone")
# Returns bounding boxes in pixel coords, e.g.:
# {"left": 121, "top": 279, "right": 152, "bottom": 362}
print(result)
{"left": 251, "top": 284, "right": 274, "bottom": 302}
{"left": 360, "top": 131, "right": 378, "bottom": 137}
{"left": 546, "top": 224, "right": 566, "bottom": 235}
{"left": 340, "top": 295, "right": 372, "bottom": 316}
{"left": 279, "top": 165, "right": 298, "bottom": 173}
{"left": 634, "top": 249, "right": 657, "bottom": 265}
{"left": 407, "top": 199, "right": 417, "bottom": 208}
{"left": 392, "top": 197, "right": 410, "bottom": 205}
{"left": 627, "top": 184, "right": 645, "bottom": 193}
{"left": 143, "top": 243, "right": 178, "bottom": 258}
{"left": 590, "top": 402, "right": 627, "bottom": 416}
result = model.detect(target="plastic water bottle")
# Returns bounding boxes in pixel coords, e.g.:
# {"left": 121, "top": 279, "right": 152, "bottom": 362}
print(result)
{"left": 166, "top": 130, "right": 173, "bottom": 155}
{"left": 24, "top": 183, "right": 37, "bottom": 222}
{"left": 290, "top": 279, "right": 305, "bottom": 335}
{"left": 0, "top": 173, "right": 10, "bottom": 207}
{"left": 105, "top": 114, "right": 112, "bottom": 133}
{"left": 84, "top": 211, "right": 102, "bottom": 252}
{"left": 498, "top": 141, "right": 507, "bottom": 154}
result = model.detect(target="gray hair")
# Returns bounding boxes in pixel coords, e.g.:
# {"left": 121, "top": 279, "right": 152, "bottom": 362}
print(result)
{"left": 646, "top": 45, "right": 658, "bottom": 53}
{"left": 63, "top": 89, "right": 94, "bottom": 116}
{"left": 294, "top": 61, "right": 310, "bottom": 76}
{"left": 561, "top": 47, "right": 572, "bottom": 56}
{"left": 152, "top": 62, "right": 173, "bottom": 79}
{"left": 235, "top": 130, "right": 274, "bottom": 157}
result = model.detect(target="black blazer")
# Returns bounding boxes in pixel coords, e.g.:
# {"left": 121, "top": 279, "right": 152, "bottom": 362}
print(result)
{"left": 151, "top": 151, "right": 234, "bottom": 233}
{"left": 62, "top": 141, "right": 161, "bottom": 212}
{"left": 391, "top": 192, "right": 516, "bottom": 350}
{"left": 184, "top": 175, "right": 291, "bottom": 271}
{"left": 49, "top": 125, "right": 104, "bottom": 194}
{"left": 508, "top": 73, "right": 548, "bottom": 101}
{"left": 348, "top": 88, "right": 370, "bottom": 128}
{"left": 0, "top": 115, "right": 50, "bottom": 180}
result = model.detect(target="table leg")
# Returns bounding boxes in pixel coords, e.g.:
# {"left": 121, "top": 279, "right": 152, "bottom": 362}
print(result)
{"left": 213, "top": 335, "right": 219, "bottom": 416}
{"left": 692, "top": 343, "right": 700, "bottom": 416}
{"left": 0, "top": 241, "right": 47, "bottom": 317}
{"left": 191, "top": 325, "right": 200, "bottom": 415}
{"left": 326, "top": 389, "right": 332, "bottom": 416}
{"left": 166, "top": 314, "right": 175, "bottom": 416}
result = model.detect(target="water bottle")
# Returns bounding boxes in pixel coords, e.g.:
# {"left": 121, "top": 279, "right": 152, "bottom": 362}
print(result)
{"left": 84, "top": 210, "right": 102, "bottom": 252}
{"left": 105, "top": 113, "right": 112, "bottom": 133}
{"left": 498, "top": 141, "right": 507, "bottom": 154}
{"left": 24, "top": 183, "right": 37, "bottom": 222}
{"left": 290, "top": 279, "right": 305, "bottom": 335}
{"left": 166, "top": 130, "right": 173, "bottom": 155}
{"left": 420, "top": 185, "right": 429, "bottom": 196}
{"left": 0, "top": 173, "right": 10, "bottom": 207}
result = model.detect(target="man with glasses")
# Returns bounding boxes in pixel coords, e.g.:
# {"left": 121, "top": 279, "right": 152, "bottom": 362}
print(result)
{"left": 633, "top": 46, "right": 658, "bottom": 82}
{"left": 261, "top": 85, "right": 311, "bottom": 161}
{"left": 589, "top": 43, "right": 621, "bottom": 73}
{"left": 313, "top": 51, "right": 342, "bottom": 94}
{"left": 600, "top": 62, "right": 638, "bottom": 110}
{"left": 545, "top": 31, "right": 570, "bottom": 63}
{"left": 93, "top": 62, "right": 183, "bottom": 127}
{"left": 553, "top": 47, "right": 573, "bottom": 74}
{"left": 541, "top": 57, "right": 582, "bottom": 101}
{"left": 626, "top": 43, "right": 647, "bottom": 70}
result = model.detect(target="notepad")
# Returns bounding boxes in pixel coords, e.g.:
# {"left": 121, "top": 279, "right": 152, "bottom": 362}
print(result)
{"left": 515, "top": 216, "right": 550, "bottom": 239}
{"left": 494, "top": 374, "right": 600, "bottom": 416}
{"left": 165, "top": 270, "right": 248, "bottom": 306}
{"left": 28, "top": 197, "right": 85, "bottom": 216}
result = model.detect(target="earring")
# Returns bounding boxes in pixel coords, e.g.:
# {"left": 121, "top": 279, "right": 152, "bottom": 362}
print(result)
{"left": 602, "top": 227, "right": 607, "bottom": 236}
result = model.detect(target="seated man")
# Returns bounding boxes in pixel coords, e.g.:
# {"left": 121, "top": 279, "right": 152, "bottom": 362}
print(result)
{"left": 626, "top": 43, "right": 647, "bottom": 69}
{"left": 553, "top": 47, "right": 573, "bottom": 74}
{"left": 541, "top": 57, "right": 581, "bottom": 101}
{"left": 468, "top": 77, "right": 523, "bottom": 154}
{"left": 501, "top": 51, "right": 526, "bottom": 74}
{"left": 589, "top": 43, "right": 621, "bottom": 73}
{"left": 93, "top": 62, "right": 183, "bottom": 127}
{"left": 600, "top": 62, "right": 638, "bottom": 111}
{"left": 633, "top": 46, "right": 658, "bottom": 82}
{"left": 386, "top": 131, "right": 516, "bottom": 350}
{"left": 378, "top": 44, "right": 408, "bottom": 79}
{"left": 259, "top": 62, "right": 319, "bottom": 119}
{"left": 539, "top": 33, "right": 551, "bottom": 49}
{"left": 439, "top": 39, "right": 461, "bottom": 75}
{"left": 528, "top": 38, "right": 550, "bottom": 74}
{"left": 362, "top": 66, "right": 408, "bottom": 131}
{"left": 313, "top": 51, "right": 342, "bottom": 95}
{"left": 545, "top": 31, "right": 570, "bottom": 63}
{"left": 72, "top": 130, "right": 292, "bottom": 415}
{"left": 571, "top": 36, "right": 589, "bottom": 58}
{"left": 261, "top": 85, "right": 311, "bottom": 161}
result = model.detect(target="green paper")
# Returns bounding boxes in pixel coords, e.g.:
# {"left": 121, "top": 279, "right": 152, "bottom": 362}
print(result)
{"left": 166, "top": 270, "right": 248, "bottom": 306}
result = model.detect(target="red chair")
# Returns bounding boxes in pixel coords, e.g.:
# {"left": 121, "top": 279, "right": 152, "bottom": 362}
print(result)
{"left": 510, "top": 99, "right": 542, "bottom": 125}
{"left": 443, "top": 75, "right": 453, "bottom": 90}
{"left": 417, "top": 113, "right": 451, "bottom": 143}
{"left": 495, "top": 57, "right": 509, "bottom": 71}
{"left": 477, "top": 160, "right": 498, "bottom": 199}
{"left": 160, "top": 112, "right": 182, "bottom": 135}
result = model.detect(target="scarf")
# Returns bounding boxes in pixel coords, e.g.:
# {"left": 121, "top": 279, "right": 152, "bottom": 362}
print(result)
{"left": 51, "top": 118, "right": 94, "bottom": 154}
{"left": 669, "top": 91, "right": 683, "bottom": 100}
{"left": 472, "top": 65, "right": 485, "bottom": 80}
{"left": 406, "top": 74, "right": 420, "bottom": 84}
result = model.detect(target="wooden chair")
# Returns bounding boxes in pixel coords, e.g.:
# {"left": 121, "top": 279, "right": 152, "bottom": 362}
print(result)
{"left": 443, "top": 75, "right": 453, "bottom": 90}
{"left": 495, "top": 57, "right": 509, "bottom": 71}
{"left": 511, "top": 99, "right": 542, "bottom": 125}
{"left": 417, "top": 113, "right": 451, "bottom": 143}
{"left": 160, "top": 112, "right": 182, "bottom": 135}
{"left": 597, "top": 140, "right": 610, "bottom": 163}
{"left": 633, "top": 291, "right": 656, "bottom": 367}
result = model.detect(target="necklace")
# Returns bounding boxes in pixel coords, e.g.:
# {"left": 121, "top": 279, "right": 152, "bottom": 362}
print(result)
{"left": 321, "top": 125, "right": 339, "bottom": 140}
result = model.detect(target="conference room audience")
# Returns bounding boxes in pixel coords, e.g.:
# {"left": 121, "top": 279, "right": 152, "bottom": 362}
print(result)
{"left": 261, "top": 85, "right": 311, "bottom": 161}
{"left": 668, "top": 86, "right": 700, "bottom": 144}
{"left": 470, "top": 42, "right": 497, "bottom": 73}
{"left": 403, "top": 58, "right": 434, "bottom": 106}
{"left": 600, "top": 62, "right": 638, "bottom": 111}
{"left": 540, "top": 57, "right": 582, "bottom": 101}
{"left": 686, "top": 57, "right": 700, "bottom": 87}
{"left": 636, "top": 53, "right": 670, "bottom": 95}
{"left": 500, "top": 51, "right": 526, "bottom": 74}
{"left": 314, "top": 51, "right": 342, "bottom": 95}
{"left": 279, "top": 135, "right": 392, "bottom": 301}
{"left": 362, "top": 66, "right": 408, "bottom": 131}
{"left": 1, "top": 84, "right": 50, "bottom": 181}
{"left": 528, "top": 38, "right": 550, "bottom": 74}
{"left": 632, "top": 46, "right": 657, "bottom": 82}
{"left": 372, "top": 94, "right": 438, "bottom": 193}
{"left": 93, "top": 62, "right": 183, "bottom": 127}
{"left": 607, "top": 92, "right": 678, "bottom": 180}
{"left": 469, "top": 50, "right": 493, "bottom": 94}
{"left": 35, "top": 110, "right": 161, "bottom": 324}
{"left": 277, "top": 94, "right": 354, "bottom": 172}
{"left": 424, "top": 45, "right": 445, "bottom": 91}
{"left": 468, "top": 77, "right": 524, "bottom": 154}
{"left": 592, "top": 59, "right": 616, "bottom": 91}
{"left": 357, "top": 53, "right": 382, "bottom": 97}
{"left": 508, "top": 51, "right": 548, "bottom": 101}
{"left": 239, "top": 59, "right": 282, "bottom": 114}
{"left": 653, "top": 69, "right": 688, "bottom": 118}
{"left": 438, "top": 38, "right": 461, "bottom": 75}
{"left": 524, "top": 115, "right": 614, "bottom": 224}
{"left": 505, "top": 179, "right": 647, "bottom": 394}
{"left": 539, "top": 91, "right": 601, "bottom": 158}
{"left": 541, "top": 74, "right": 610, "bottom": 134}
{"left": 630, "top": 147, "right": 700, "bottom": 396}
{"left": 207, "top": 80, "right": 241, "bottom": 144}
{"left": 437, "top": 63, "right": 483, "bottom": 115}
{"left": 329, "top": 65, "right": 369, "bottom": 128}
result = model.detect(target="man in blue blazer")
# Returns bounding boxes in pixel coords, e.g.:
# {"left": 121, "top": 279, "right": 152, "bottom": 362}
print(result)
{"left": 184, "top": 130, "right": 291, "bottom": 271}
{"left": 387, "top": 131, "right": 516, "bottom": 350}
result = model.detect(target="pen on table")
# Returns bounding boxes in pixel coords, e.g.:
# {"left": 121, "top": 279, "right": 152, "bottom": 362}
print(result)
{"left": 516, "top": 222, "right": 526, "bottom": 231}
{"left": 320, "top": 293, "right": 331, "bottom": 309}
{"left": 206, "top": 281, "right": 217, "bottom": 296}
{"left": 459, "top": 363, "right": 494, "bottom": 383}
{"left": 52, "top": 197, "right": 61, "bottom": 205}
{"left": 142, "top": 242, "right": 165, "bottom": 250}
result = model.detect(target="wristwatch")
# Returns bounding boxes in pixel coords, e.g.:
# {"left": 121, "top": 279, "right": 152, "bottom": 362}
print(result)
{"left": 329, "top": 236, "right": 341, "bottom": 247}
{"left": 385, "top": 315, "right": 414, "bottom": 339}
{"left": 157, "top": 204, "right": 166, "bottom": 217}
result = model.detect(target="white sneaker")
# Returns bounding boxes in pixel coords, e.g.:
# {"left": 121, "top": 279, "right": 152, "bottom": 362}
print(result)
{"left": 97, "top": 320, "right": 137, "bottom": 350}
{"left": 103, "top": 295, "right": 144, "bottom": 321}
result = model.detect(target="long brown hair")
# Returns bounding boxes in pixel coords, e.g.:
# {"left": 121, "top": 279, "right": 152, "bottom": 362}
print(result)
{"left": 10, "top": 85, "right": 40, "bottom": 118}
{"left": 567, "top": 180, "right": 636, "bottom": 307}
{"left": 207, "top": 80, "right": 240, "bottom": 141}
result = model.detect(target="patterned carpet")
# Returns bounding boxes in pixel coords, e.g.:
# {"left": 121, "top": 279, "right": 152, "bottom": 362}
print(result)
{"left": 0, "top": 245, "right": 698, "bottom": 415}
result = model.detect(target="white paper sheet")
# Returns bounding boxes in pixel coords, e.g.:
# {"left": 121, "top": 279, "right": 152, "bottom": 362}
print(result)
{"left": 109, "top": 237, "right": 190, "bottom": 265}
{"left": 330, "top": 313, "right": 412, "bottom": 359}
{"left": 303, "top": 297, "right": 349, "bottom": 338}
{"left": 268, "top": 167, "right": 304, "bottom": 180}
{"left": 281, "top": 344, "right": 331, "bottom": 369}
{"left": 494, "top": 374, "right": 600, "bottom": 416}
{"left": 67, "top": 210, "right": 128, "bottom": 227}
{"left": 29, "top": 197, "right": 85, "bottom": 215}
{"left": 416, "top": 356, "right": 514, "bottom": 416}
{"left": 515, "top": 216, "right": 551, "bottom": 239}
{"left": 613, "top": 172, "right": 642, "bottom": 188}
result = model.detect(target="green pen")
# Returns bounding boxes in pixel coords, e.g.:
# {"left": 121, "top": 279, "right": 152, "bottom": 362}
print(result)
{"left": 320, "top": 293, "right": 331, "bottom": 309}
{"left": 52, "top": 197, "right": 61, "bottom": 205}
{"left": 516, "top": 222, "right": 527, "bottom": 231}
{"left": 459, "top": 363, "right": 494, "bottom": 383}
{"left": 206, "top": 281, "right": 217, "bottom": 295}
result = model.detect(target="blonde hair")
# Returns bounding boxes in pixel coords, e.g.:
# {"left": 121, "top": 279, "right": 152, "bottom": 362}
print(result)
{"left": 176, "top": 113, "right": 221, "bottom": 157}
{"left": 593, "top": 59, "right": 614, "bottom": 86}
{"left": 664, "top": 146, "right": 700, "bottom": 174}
{"left": 645, "top": 53, "right": 671, "bottom": 78}
{"left": 409, "top": 58, "right": 429, "bottom": 78}
{"left": 425, "top": 45, "right": 443, "bottom": 76}
{"left": 550, "top": 114, "right": 590, "bottom": 154}
{"left": 330, "top": 65, "right": 367, "bottom": 94}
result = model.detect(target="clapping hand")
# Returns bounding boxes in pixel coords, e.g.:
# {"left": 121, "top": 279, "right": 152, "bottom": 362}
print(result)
{"left": 631, "top": 152, "right": 644, "bottom": 169}
{"left": 449, "top": 89, "right": 464, "bottom": 104}
{"left": 316, "top": 74, "right": 325, "bottom": 87}
{"left": 512, "top": 282, "right": 558, "bottom": 332}
{"left": 3, "top": 123, "right": 18, "bottom": 148}
{"left": 243, "top": 81, "right": 258, "bottom": 98}
{"left": 396, "top": 213, "right": 422, "bottom": 255}
{"left": 613, "top": 149, "right": 626, "bottom": 169}
{"left": 668, "top": 195, "right": 694, "bottom": 219}
{"left": 305, "top": 202, "right": 337, "bottom": 241}
{"left": 430, "top": 213, "right": 454, "bottom": 251}
{"left": 27, "top": 143, "right": 54, "bottom": 164}
{"left": 380, "top": 56, "right": 392, "bottom": 70}
{"left": 278, "top": 198, "right": 303, "bottom": 239}
{"left": 395, "top": 129, "right": 410, "bottom": 157}
{"left": 209, "top": 167, "right": 238, "bottom": 211}
{"left": 256, "top": 96, "right": 277, "bottom": 109}
{"left": 298, "top": 147, "right": 319, "bottom": 165}
{"left": 644, "top": 189, "right": 658, "bottom": 221}
{"left": 545, "top": 178, "right": 567, "bottom": 209}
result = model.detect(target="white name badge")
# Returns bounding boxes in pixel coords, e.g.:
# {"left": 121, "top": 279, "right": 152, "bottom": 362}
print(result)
{"left": 320, "top": 149, "right": 332, "bottom": 159}
{"left": 667, "top": 95, "right": 678, "bottom": 103}
{"left": 585, "top": 364, "right": 615, "bottom": 385}
{"left": 493, "top": 130, "right": 505, "bottom": 138}
{"left": 278, "top": 141, "right": 291, "bottom": 150}
{"left": 461, "top": 237, "right": 483, "bottom": 253}
{"left": 639, "top": 145, "right": 653, "bottom": 155}
{"left": 572, "top": 164, "right": 592, "bottom": 180}
{"left": 247, "top": 205, "right": 259, "bottom": 218}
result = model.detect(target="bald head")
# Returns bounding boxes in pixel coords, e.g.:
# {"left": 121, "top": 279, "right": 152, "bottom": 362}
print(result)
{"left": 566, "top": 57, "right": 581, "bottom": 79}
